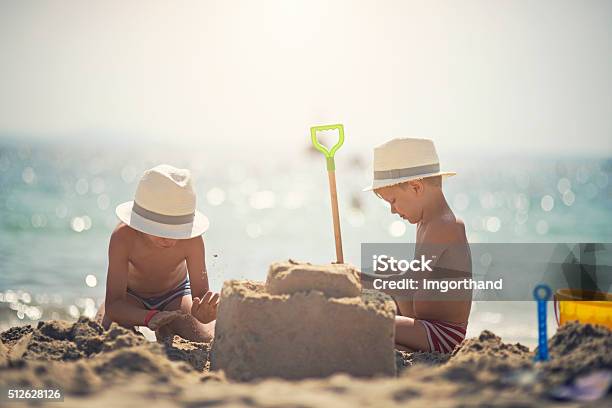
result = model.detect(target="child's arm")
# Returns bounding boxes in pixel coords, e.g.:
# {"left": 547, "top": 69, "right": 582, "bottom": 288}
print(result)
{"left": 104, "top": 229, "right": 149, "bottom": 327}
{"left": 186, "top": 235, "right": 219, "bottom": 324}
{"left": 185, "top": 235, "right": 209, "bottom": 297}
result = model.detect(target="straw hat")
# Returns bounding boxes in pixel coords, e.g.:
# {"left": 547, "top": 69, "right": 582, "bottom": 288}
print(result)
{"left": 363, "top": 138, "right": 456, "bottom": 191}
{"left": 116, "top": 164, "right": 210, "bottom": 239}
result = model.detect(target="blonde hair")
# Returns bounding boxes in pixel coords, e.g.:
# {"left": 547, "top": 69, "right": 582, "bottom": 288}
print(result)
{"left": 373, "top": 176, "right": 442, "bottom": 198}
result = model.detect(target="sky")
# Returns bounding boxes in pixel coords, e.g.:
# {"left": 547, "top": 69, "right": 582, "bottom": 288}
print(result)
{"left": 0, "top": 0, "right": 611, "bottom": 156}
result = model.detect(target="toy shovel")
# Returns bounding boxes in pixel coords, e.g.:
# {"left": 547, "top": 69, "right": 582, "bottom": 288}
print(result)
{"left": 310, "top": 124, "right": 345, "bottom": 264}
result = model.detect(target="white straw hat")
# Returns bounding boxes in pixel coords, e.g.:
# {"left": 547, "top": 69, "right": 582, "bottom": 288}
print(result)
{"left": 363, "top": 138, "right": 456, "bottom": 191}
{"left": 116, "top": 164, "right": 210, "bottom": 239}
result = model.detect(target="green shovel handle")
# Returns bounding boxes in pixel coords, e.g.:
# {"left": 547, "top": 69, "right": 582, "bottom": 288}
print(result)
{"left": 310, "top": 124, "right": 345, "bottom": 171}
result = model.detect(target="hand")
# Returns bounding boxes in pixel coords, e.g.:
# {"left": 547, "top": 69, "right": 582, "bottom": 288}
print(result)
{"left": 191, "top": 291, "right": 219, "bottom": 324}
{"left": 147, "top": 310, "right": 185, "bottom": 330}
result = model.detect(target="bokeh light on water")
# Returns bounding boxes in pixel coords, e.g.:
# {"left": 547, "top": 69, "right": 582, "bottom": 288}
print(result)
{"left": 0, "top": 138, "right": 610, "bottom": 343}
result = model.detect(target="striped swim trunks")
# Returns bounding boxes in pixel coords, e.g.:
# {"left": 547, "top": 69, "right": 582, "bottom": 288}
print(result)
{"left": 418, "top": 319, "right": 467, "bottom": 354}
{"left": 127, "top": 275, "right": 191, "bottom": 310}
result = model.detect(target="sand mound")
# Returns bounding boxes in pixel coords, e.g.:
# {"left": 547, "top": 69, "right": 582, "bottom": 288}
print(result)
{"left": 211, "top": 261, "right": 397, "bottom": 380}
{"left": 0, "top": 317, "right": 215, "bottom": 396}
{"left": 1, "top": 316, "right": 610, "bottom": 405}
{"left": 542, "top": 322, "right": 612, "bottom": 389}
{"left": 1, "top": 318, "right": 147, "bottom": 363}
{"left": 400, "top": 322, "right": 612, "bottom": 399}
{"left": 446, "top": 330, "right": 532, "bottom": 375}
{"left": 266, "top": 259, "right": 361, "bottom": 298}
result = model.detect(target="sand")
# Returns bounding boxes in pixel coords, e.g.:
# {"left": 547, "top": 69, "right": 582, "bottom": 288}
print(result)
{"left": 0, "top": 317, "right": 610, "bottom": 407}
{"left": 265, "top": 260, "right": 362, "bottom": 298}
{"left": 212, "top": 261, "right": 396, "bottom": 380}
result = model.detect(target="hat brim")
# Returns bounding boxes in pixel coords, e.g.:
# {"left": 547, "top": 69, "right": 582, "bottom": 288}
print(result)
{"left": 362, "top": 171, "right": 456, "bottom": 192}
{"left": 115, "top": 201, "right": 210, "bottom": 239}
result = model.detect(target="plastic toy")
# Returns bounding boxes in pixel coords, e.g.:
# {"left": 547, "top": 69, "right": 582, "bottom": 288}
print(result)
{"left": 533, "top": 284, "right": 552, "bottom": 361}
{"left": 310, "top": 124, "right": 345, "bottom": 264}
{"left": 554, "top": 288, "right": 612, "bottom": 329}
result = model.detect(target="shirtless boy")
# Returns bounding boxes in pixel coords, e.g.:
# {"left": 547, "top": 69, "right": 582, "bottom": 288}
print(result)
{"left": 96, "top": 164, "right": 218, "bottom": 342}
{"left": 363, "top": 138, "right": 472, "bottom": 353}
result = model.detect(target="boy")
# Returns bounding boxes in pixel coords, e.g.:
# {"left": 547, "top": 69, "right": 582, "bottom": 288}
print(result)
{"left": 96, "top": 164, "right": 219, "bottom": 342}
{"left": 363, "top": 138, "right": 472, "bottom": 353}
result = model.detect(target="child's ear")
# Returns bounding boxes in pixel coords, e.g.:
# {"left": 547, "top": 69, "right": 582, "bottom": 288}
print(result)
{"left": 409, "top": 180, "right": 425, "bottom": 195}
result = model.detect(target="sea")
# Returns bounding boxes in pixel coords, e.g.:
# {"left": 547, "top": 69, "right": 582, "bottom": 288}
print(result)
{"left": 1, "top": 136, "right": 610, "bottom": 346}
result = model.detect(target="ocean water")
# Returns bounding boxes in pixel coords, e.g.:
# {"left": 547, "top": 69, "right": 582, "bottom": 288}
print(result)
{"left": 1, "top": 137, "right": 611, "bottom": 346}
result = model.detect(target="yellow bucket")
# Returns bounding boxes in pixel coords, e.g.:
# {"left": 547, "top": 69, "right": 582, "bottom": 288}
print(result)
{"left": 554, "top": 289, "right": 612, "bottom": 329}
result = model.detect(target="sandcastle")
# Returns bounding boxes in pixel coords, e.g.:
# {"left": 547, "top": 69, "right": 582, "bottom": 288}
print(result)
{"left": 210, "top": 260, "right": 397, "bottom": 381}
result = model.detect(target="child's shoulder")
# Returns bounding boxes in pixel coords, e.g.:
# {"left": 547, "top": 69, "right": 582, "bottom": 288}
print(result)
{"left": 110, "top": 222, "right": 138, "bottom": 244}
{"left": 422, "top": 214, "right": 467, "bottom": 244}
{"left": 183, "top": 234, "right": 204, "bottom": 249}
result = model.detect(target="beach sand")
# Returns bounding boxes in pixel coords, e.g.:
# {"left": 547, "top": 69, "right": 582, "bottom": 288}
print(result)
{"left": 212, "top": 261, "right": 397, "bottom": 380}
{"left": 0, "top": 318, "right": 610, "bottom": 407}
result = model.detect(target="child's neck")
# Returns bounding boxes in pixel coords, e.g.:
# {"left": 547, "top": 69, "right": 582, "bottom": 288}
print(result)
{"left": 420, "top": 189, "right": 451, "bottom": 224}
